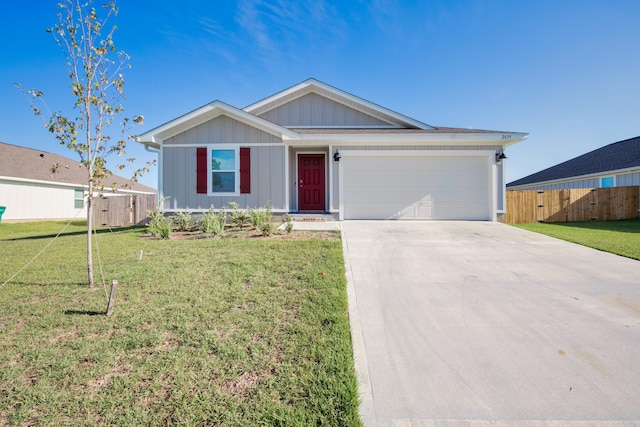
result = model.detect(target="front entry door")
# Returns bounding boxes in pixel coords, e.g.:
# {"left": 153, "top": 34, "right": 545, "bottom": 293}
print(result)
{"left": 298, "top": 154, "right": 326, "bottom": 211}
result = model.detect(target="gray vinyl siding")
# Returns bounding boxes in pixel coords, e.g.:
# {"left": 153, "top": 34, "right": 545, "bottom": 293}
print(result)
{"left": 259, "top": 93, "right": 392, "bottom": 127}
{"left": 161, "top": 115, "right": 285, "bottom": 211}
{"left": 617, "top": 171, "right": 640, "bottom": 187}
{"left": 512, "top": 177, "right": 599, "bottom": 191}
{"left": 165, "top": 115, "right": 280, "bottom": 145}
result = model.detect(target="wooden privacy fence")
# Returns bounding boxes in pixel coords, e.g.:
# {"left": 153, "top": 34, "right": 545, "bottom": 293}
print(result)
{"left": 93, "top": 194, "right": 158, "bottom": 227}
{"left": 505, "top": 186, "right": 639, "bottom": 224}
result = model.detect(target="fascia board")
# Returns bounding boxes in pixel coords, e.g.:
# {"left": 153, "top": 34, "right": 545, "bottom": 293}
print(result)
{"left": 136, "top": 101, "right": 295, "bottom": 144}
{"left": 0, "top": 176, "right": 155, "bottom": 194}
{"left": 136, "top": 103, "right": 217, "bottom": 144}
{"left": 243, "top": 80, "right": 313, "bottom": 113}
{"left": 0, "top": 175, "right": 86, "bottom": 188}
{"left": 244, "top": 78, "right": 434, "bottom": 130}
{"left": 305, "top": 79, "right": 434, "bottom": 130}
{"left": 285, "top": 132, "right": 529, "bottom": 146}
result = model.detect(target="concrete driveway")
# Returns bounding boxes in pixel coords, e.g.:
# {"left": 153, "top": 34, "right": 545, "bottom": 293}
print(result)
{"left": 340, "top": 221, "right": 640, "bottom": 426}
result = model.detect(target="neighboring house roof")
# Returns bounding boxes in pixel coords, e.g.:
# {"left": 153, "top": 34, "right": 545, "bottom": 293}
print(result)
{"left": 0, "top": 141, "right": 156, "bottom": 193}
{"left": 507, "top": 136, "right": 640, "bottom": 187}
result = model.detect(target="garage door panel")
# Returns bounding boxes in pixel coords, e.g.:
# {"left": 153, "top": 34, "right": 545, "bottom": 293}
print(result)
{"left": 343, "top": 155, "right": 491, "bottom": 220}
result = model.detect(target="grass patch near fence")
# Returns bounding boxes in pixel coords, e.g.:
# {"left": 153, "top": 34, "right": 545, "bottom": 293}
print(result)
{"left": 514, "top": 219, "right": 640, "bottom": 260}
{"left": 0, "top": 222, "right": 360, "bottom": 426}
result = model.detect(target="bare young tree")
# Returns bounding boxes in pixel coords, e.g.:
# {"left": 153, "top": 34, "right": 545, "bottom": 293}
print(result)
{"left": 17, "top": 0, "right": 152, "bottom": 288}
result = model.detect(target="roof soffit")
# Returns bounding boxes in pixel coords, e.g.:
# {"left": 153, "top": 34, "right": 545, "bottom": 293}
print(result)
{"left": 284, "top": 131, "right": 528, "bottom": 146}
{"left": 243, "top": 79, "right": 434, "bottom": 130}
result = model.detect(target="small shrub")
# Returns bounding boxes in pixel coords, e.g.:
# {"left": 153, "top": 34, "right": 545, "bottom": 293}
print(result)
{"left": 147, "top": 209, "right": 171, "bottom": 239}
{"left": 282, "top": 214, "right": 294, "bottom": 233}
{"left": 228, "top": 201, "right": 250, "bottom": 228}
{"left": 198, "top": 206, "right": 225, "bottom": 236}
{"left": 249, "top": 209, "right": 267, "bottom": 229}
{"left": 259, "top": 221, "right": 274, "bottom": 237}
{"left": 171, "top": 211, "right": 193, "bottom": 231}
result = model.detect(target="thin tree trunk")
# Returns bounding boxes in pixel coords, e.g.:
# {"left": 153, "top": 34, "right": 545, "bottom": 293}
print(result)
{"left": 87, "top": 182, "right": 94, "bottom": 289}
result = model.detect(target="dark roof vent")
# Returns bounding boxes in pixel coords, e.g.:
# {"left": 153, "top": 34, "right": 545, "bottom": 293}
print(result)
{"left": 39, "top": 153, "right": 45, "bottom": 158}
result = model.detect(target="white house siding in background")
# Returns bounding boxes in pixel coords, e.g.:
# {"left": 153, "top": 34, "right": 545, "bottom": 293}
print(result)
{"left": 0, "top": 178, "right": 85, "bottom": 221}
{"left": 0, "top": 142, "right": 156, "bottom": 221}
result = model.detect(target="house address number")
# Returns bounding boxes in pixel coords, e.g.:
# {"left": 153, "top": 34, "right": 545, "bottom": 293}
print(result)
{"left": 501, "top": 135, "right": 512, "bottom": 140}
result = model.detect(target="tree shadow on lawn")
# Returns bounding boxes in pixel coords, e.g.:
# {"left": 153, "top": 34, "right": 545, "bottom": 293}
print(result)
{"left": 545, "top": 219, "right": 640, "bottom": 234}
{"left": 63, "top": 309, "right": 105, "bottom": 316}
{"left": 11, "top": 281, "right": 92, "bottom": 287}
{"left": 1, "top": 225, "right": 144, "bottom": 241}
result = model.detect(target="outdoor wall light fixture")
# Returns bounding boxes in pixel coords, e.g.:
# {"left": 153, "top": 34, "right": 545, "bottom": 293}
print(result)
{"left": 333, "top": 151, "right": 341, "bottom": 161}
{"left": 496, "top": 151, "right": 507, "bottom": 162}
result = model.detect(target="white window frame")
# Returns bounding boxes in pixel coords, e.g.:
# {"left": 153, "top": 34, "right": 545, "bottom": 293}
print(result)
{"left": 74, "top": 188, "right": 84, "bottom": 209}
{"left": 208, "top": 146, "right": 240, "bottom": 196}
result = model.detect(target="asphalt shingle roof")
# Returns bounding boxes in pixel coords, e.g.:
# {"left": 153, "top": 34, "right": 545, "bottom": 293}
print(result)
{"left": 0, "top": 141, "right": 156, "bottom": 193}
{"left": 507, "top": 136, "right": 640, "bottom": 187}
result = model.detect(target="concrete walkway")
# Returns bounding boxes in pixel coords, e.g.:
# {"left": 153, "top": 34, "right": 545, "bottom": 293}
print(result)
{"left": 341, "top": 221, "right": 640, "bottom": 426}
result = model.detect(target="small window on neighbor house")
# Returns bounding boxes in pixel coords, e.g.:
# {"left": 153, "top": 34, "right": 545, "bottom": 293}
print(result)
{"left": 601, "top": 176, "right": 614, "bottom": 188}
{"left": 74, "top": 189, "right": 84, "bottom": 209}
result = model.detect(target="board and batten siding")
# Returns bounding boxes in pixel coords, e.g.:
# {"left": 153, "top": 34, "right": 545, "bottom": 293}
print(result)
{"left": 164, "top": 115, "right": 281, "bottom": 145}
{"left": 258, "top": 93, "right": 392, "bottom": 127}
{"left": 617, "top": 171, "right": 640, "bottom": 187}
{"left": 161, "top": 115, "right": 285, "bottom": 211}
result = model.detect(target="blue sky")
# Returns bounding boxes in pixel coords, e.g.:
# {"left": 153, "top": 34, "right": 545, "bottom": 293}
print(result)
{"left": 2, "top": 0, "right": 639, "bottom": 189}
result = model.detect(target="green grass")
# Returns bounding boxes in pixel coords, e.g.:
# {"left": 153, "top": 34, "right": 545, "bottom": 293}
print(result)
{"left": 0, "top": 222, "right": 361, "bottom": 426}
{"left": 513, "top": 219, "right": 640, "bottom": 260}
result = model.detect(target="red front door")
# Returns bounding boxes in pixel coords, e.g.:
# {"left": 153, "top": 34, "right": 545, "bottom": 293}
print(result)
{"left": 298, "top": 154, "right": 325, "bottom": 211}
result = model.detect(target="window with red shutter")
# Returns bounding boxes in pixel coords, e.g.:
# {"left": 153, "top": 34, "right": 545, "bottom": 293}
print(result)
{"left": 240, "top": 147, "right": 250, "bottom": 194}
{"left": 197, "top": 147, "right": 249, "bottom": 195}
{"left": 196, "top": 147, "right": 207, "bottom": 194}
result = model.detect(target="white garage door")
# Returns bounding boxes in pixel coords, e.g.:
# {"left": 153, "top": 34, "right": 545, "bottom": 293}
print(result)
{"left": 342, "top": 154, "right": 492, "bottom": 220}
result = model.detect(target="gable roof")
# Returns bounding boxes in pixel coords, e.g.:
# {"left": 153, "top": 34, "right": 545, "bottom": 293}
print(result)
{"left": 507, "top": 136, "right": 640, "bottom": 187}
{"left": 136, "top": 100, "right": 298, "bottom": 147}
{"left": 135, "top": 78, "right": 528, "bottom": 148}
{"left": 243, "top": 78, "right": 434, "bottom": 130}
{"left": 0, "top": 142, "right": 156, "bottom": 193}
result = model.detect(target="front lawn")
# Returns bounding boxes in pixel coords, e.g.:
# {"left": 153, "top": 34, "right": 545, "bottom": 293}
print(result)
{"left": 0, "top": 222, "right": 361, "bottom": 426}
{"left": 513, "top": 219, "right": 640, "bottom": 260}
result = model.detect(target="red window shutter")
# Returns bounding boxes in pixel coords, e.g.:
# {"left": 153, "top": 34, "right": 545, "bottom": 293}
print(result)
{"left": 240, "top": 147, "right": 251, "bottom": 194}
{"left": 196, "top": 147, "right": 208, "bottom": 194}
